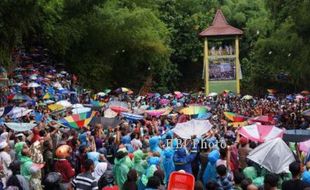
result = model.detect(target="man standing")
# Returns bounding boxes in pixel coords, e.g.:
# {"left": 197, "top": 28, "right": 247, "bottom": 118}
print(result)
{"left": 71, "top": 159, "right": 98, "bottom": 190}
{"left": 0, "top": 141, "right": 12, "bottom": 188}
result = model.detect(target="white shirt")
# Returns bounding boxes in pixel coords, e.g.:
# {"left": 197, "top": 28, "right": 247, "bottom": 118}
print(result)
{"left": 0, "top": 151, "right": 12, "bottom": 187}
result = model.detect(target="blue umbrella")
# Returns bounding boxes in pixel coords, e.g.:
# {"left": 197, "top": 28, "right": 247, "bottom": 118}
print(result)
{"left": 196, "top": 112, "right": 212, "bottom": 120}
{"left": 121, "top": 112, "right": 144, "bottom": 121}
{"left": 286, "top": 95, "right": 294, "bottom": 101}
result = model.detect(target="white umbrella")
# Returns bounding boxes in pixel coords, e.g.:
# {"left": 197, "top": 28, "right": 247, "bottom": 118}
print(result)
{"left": 208, "top": 92, "right": 218, "bottom": 97}
{"left": 72, "top": 107, "right": 91, "bottom": 114}
{"left": 29, "top": 75, "right": 38, "bottom": 80}
{"left": 247, "top": 138, "right": 295, "bottom": 174}
{"left": 53, "top": 82, "right": 63, "bottom": 89}
{"left": 242, "top": 95, "right": 253, "bottom": 100}
{"left": 72, "top": 104, "right": 84, "bottom": 109}
{"left": 56, "top": 100, "right": 72, "bottom": 108}
{"left": 28, "top": 82, "right": 40, "bottom": 88}
{"left": 171, "top": 119, "right": 212, "bottom": 139}
{"left": 97, "top": 92, "right": 106, "bottom": 97}
{"left": 7, "top": 107, "right": 33, "bottom": 118}
{"left": 4, "top": 122, "right": 37, "bottom": 132}
{"left": 44, "top": 100, "right": 55, "bottom": 104}
{"left": 104, "top": 108, "right": 117, "bottom": 118}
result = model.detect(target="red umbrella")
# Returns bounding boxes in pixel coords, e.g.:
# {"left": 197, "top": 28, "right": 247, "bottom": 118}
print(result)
{"left": 248, "top": 115, "right": 275, "bottom": 125}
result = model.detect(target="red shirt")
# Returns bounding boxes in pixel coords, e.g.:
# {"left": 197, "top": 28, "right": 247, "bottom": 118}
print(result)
{"left": 54, "top": 159, "right": 75, "bottom": 182}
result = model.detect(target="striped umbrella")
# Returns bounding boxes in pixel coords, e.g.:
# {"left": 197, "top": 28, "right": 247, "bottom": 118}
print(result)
{"left": 224, "top": 112, "right": 246, "bottom": 122}
{"left": 179, "top": 106, "right": 207, "bottom": 115}
{"left": 238, "top": 124, "right": 284, "bottom": 143}
{"left": 121, "top": 112, "right": 144, "bottom": 121}
{"left": 58, "top": 111, "right": 96, "bottom": 129}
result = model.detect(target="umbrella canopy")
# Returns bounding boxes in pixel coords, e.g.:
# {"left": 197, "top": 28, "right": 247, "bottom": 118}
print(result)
{"left": 43, "top": 93, "right": 53, "bottom": 100}
{"left": 48, "top": 104, "right": 65, "bottom": 111}
{"left": 301, "top": 90, "right": 310, "bottom": 95}
{"left": 228, "top": 121, "right": 248, "bottom": 128}
{"left": 159, "top": 99, "right": 170, "bottom": 106}
{"left": 248, "top": 115, "right": 276, "bottom": 125}
{"left": 4, "top": 122, "right": 37, "bottom": 132}
{"left": 121, "top": 112, "right": 144, "bottom": 121}
{"left": 238, "top": 124, "right": 284, "bottom": 143}
{"left": 97, "top": 92, "right": 106, "bottom": 97}
{"left": 295, "top": 94, "right": 304, "bottom": 100}
{"left": 145, "top": 109, "right": 166, "bottom": 117}
{"left": 267, "top": 89, "right": 277, "bottom": 94}
{"left": 107, "top": 101, "right": 129, "bottom": 113}
{"left": 174, "top": 91, "right": 183, "bottom": 99}
{"left": 90, "top": 117, "right": 122, "bottom": 128}
{"left": 224, "top": 112, "right": 246, "bottom": 122}
{"left": 56, "top": 100, "right": 72, "bottom": 108}
{"left": 302, "top": 109, "right": 310, "bottom": 117}
{"left": 247, "top": 138, "right": 295, "bottom": 174}
{"left": 0, "top": 106, "right": 13, "bottom": 118}
{"left": 12, "top": 94, "right": 31, "bottom": 101}
{"left": 104, "top": 109, "right": 117, "bottom": 118}
{"left": 242, "top": 95, "right": 253, "bottom": 100}
{"left": 283, "top": 129, "right": 310, "bottom": 142}
{"left": 208, "top": 92, "right": 218, "bottom": 97}
{"left": 171, "top": 119, "right": 212, "bottom": 139}
{"left": 59, "top": 111, "right": 96, "bottom": 129}
{"left": 7, "top": 107, "right": 33, "bottom": 118}
{"left": 90, "top": 100, "right": 104, "bottom": 107}
{"left": 196, "top": 112, "right": 212, "bottom": 120}
{"left": 179, "top": 106, "right": 207, "bottom": 115}
{"left": 72, "top": 107, "right": 91, "bottom": 114}
{"left": 298, "top": 139, "right": 310, "bottom": 152}
{"left": 28, "top": 82, "right": 40, "bottom": 88}
{"left": 115, "top": 87, "right": 131, "bottom": 94}
{"left": 72, "top": 104, "right": 84, "bottom": 109}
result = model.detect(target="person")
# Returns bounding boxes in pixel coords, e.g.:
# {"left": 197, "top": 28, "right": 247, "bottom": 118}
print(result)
{"left": 113, "top": 149, "right": 130, "bottom": 189}
{"left": 153, "top": 169, "right": 165, "bottom": 190}
{"left": 123, "top": 169, "right": 138, "bottom": 190}
{"left": 194, "top": 180, "right": 204, "bottom": 190}
{"left": 161, "top": 147, "right": 174, "bottom": 184}
{"left": 203, "top": 149, "right": 220, "bottom": 186}
{"left": 233, "top": 171, "right": 245, "bottom": 190}
{"left": 238, "top": 137, "right": 251, "bottom": 169}
{"left": 216, "top": 165, "right": 233, "bottom": 190}
{"left": 71, "top": 159, "right": 98, "bottom": 190}
{"left": 145, "top": 176, "right": 161, "bottom": 190}
{"left": 173, "top": 145, "right": 197, "bottom": 174}
{"left": 263, "top": 173, "right": 279, "bottom": 190}
{"left": 0, "top": 141, "right": 12, "bottom": 188}
{"left": 6, "top": 160, "right": 30, "bottom": 190}
{"left": 282, "top": 161, "right": 310, "bottom": 190}
{"left": 132, "top": 149, "right": 146, "bottom": 177}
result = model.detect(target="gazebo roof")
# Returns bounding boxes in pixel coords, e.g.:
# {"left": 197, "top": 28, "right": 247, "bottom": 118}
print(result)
{"left": 200, "top": 9, "right": 243, "bottom": 37}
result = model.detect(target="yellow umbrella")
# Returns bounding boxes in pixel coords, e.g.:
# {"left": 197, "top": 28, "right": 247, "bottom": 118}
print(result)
{"left": 48, "top": 104, "right": 64, "bottom": 111}
{"left": 179, "top": 106, "right": 207, "bottom": 115}
{"left": 228, "top": 121, "right": 248, "bottom": 128}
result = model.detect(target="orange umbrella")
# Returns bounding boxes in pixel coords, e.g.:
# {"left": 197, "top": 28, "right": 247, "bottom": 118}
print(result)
{"left": 301, "top": 90, "right": 310, "bottom": 95}
{"left": 267, "top": 89, "right": 277, "bottom": 94}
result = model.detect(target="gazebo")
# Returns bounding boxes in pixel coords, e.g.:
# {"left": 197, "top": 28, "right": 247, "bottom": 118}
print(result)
{"left": 200, "top": 9, "right": 243, "bottom": 94}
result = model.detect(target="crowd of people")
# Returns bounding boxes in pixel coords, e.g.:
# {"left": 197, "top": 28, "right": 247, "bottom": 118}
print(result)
{"left": 0, "top": 48, "right": 309, "bottom": 190}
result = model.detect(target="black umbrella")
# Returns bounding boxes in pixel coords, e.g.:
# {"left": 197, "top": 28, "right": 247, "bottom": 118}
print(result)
{"left": 283, "top": 129, "right": 310, "bottom": 142}
{"left": 90, "top": 117, "right": 122, "bottom": 128}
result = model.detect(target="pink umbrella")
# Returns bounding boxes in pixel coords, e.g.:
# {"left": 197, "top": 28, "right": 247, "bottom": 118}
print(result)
{"left": 248, "top": 115, "right": 275, "bottom": 125}
{"left": 145, "top": 109, "right": 166, "bottom": 117}
{"left": 299, "top": 139, "right": 310, "bottom": 152}
{"left": 159, "top": 99, "right": 170, "bottom": 105}
{"left": 174, "top": 91, "right": 183, "bottom": 99}
{"left": 238, "top": 124, "right": 284, "bottom": 143}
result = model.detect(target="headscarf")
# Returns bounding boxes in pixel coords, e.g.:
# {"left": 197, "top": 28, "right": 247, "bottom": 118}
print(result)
{"left": 87, "top": 152, "right": 100, "bottom": 166}
{"left": 92, "top": 162, "right": 108, "bottom": 181}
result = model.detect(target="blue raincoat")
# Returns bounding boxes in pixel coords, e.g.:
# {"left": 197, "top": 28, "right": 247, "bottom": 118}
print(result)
{"left": 203, "top": 149, "right": 220, "bottom": 186}
{"left": 173, "top": 147, "right": 197, "bottom": 174}
{"left": 161, "top": 147, "right": 175, "bottom": 184}
{"left": 149, "top": 136, "right": 162, "bottom": 155}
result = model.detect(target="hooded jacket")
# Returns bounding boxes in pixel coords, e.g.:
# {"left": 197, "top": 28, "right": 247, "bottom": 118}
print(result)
{"left": 173, "top": 147, "right": 197, "bottom": 174}
{"left": 149, "top": 136, "right": 162, "bottom": 155}
{"left": 133, "top": 150, "right": 146, "bottom": 176}
{"left": 161, "top": 147, "right": 175, "bottom": 183}
{"left": 113, "top": 156, "right": 130, "bottom": 190}
{"left": 203, "top": 149, "right": 220, "bottom": 186}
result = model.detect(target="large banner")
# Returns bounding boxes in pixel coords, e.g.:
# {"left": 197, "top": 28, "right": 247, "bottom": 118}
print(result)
{"left": 209, "top": 58, "right": 236, "bottom": 81}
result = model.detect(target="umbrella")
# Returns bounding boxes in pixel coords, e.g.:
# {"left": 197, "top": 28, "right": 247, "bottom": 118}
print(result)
{"left": 90, "top": 117, "right": 122, "bottom": 128}
{"left": 104, "top": 89, "right": 111, "bottom": 94}
{"left": 72, "top": 104, "right": 84, "bottom": 109}
{"left": 171, "top": 119, "right": 212, "bottom": 139}
{"left": 56, "top": 100, "right": 72, "bottom": 108}
{"left": 43, "top": 93, "right": 53, "bottom": 100}
{"left": 115, "top": 87, "right": 131, "bottom": 94}
{"left": 28, "top": 82, "right": 40, "bottom": 88}
{"left": 29, "top": 75, "right": 38, "bottom": 80}
{"left": 121, "top": 112, "right": 144, "bottom": 121}
{"left": 0, "top": 106, "right": 13, "bottom": 118}
{"left": 295, "top": 94, "right": 304, "bottom": 100}
{"left": 301, "top": 90, "right": 310, "bottom": 95}
{"left": 283, "top": 129, "right": 310, "bottom": 142}
{"left": 44, "top": 100, "right": 55, "bottom": 105}
{"left": 179, "top": 106, "right": 207, "bottom": 115}
{"left": 247, "top": 138, "right": 295, "bottom": 174}
{"left": 97, "top": 92, "right": 106, "bottom": 97}
{"left": 174, "top": 91, "right": 183, "bottom": 99}
{"left": 159, "top": 99, "right": 170, "bottom": 105}
{"left": 107, "top": 101, "right": 129, "bottom": 113}
{"left": 298, "top": 139, "right": 310, "bottom": 152}
{"left": 72, "top": 107, "right": 91, "bottom": 114}
{"left": 238, "top": 124, "right": 284, "bottom": 143}
{"left": 53, "top": 82, "right": 62, "bottom": 89}
{"left": 7, "top": 107, "right": 33, "bottom": 118}
{"left": 145, "top": 109, "right": 166, "bottom": 117}
{"left": 228, "top": 121, "right": 248, "bottom": 128}
{"left": 4, "top": 122, "right": 37, "bottom": 132}
{"left": 248, "top": 115, "right": 275, "bottom": 125}
{"left": 48, "top": 104, "right": 64, "bottom": 111}
{"left": 242, "top": 95, "right": 253, "bottom": 100}
{"left": 286, "top": 95, "right": 294, "bottom": 101}
{"left": 104, "top": 109, "right": 117, "bottom": 118}
{"left": 12, "top": 94, "right": 31, "bottom": 101}
{"left": 267, "top": 95, "right": 276, "bottom": 100}
{"left": 302, "top": 109, "right": 310, "bottom": 117}
{"left": 267, "top": 89, "right": 277, "bottom": 94}
{"left": 224, "top": 112, "right": 246, "bottom": 122}
{"left": 58, "top": 111, "right": 96, "bottom": 129}
{"left": 90, "top": 100, "right": 104, "bottom": 107}
{"left": 208, "top": 92, "right": 218, "bottom": 97}
{"left": 196, "top": 112, "right": 212, "bottom": 120}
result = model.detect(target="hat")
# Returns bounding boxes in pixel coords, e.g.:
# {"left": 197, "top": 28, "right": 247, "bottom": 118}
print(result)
{"left": 0, "top": 142, "right": 8, "bottom": 149}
